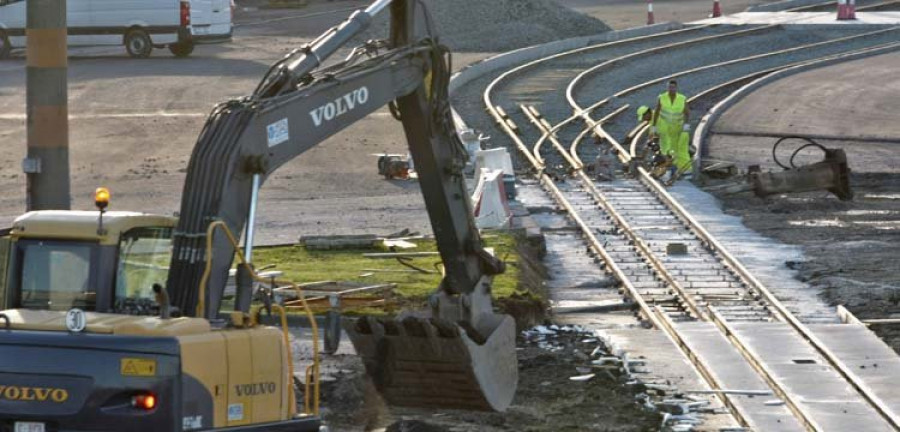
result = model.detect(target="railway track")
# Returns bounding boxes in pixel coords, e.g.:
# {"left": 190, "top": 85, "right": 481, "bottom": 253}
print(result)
{"left": 467, "top": 22, "right": 900, "bottom": 431}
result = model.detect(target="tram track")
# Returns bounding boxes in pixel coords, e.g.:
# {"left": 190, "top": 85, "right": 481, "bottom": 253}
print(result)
{"left": 472, "top": 20, "right": 900, "bottom": 431}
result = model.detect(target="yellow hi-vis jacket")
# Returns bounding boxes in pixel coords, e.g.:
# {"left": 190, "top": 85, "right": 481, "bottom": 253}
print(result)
{"left": 657, "top": 92, "right": 686, "bottom": 125}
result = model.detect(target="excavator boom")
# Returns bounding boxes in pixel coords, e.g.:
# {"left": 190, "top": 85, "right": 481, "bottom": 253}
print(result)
{"left": 166, "top": 0, "right": 517, "bottom": 411}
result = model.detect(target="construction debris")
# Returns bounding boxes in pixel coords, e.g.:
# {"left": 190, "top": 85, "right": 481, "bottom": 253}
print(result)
{"left": 521, "top": 324, "right": 718, "bottom": 431}
{"left": 300, "top": 234, "right": 378, "bottom": 250}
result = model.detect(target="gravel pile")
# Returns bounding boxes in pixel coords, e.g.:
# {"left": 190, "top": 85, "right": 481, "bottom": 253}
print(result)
{"left": 361, "top": 0, "right": 611, "bottom": 52}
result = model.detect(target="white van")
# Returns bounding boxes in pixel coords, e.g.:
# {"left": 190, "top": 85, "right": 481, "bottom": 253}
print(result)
{"left": 0, "top": 0, "right": 232, "bottom": 59}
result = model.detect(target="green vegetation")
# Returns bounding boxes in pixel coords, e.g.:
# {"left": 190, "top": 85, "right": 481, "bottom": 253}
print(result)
{"left": 251, "top": 233, "right": 520, "bottom": 306}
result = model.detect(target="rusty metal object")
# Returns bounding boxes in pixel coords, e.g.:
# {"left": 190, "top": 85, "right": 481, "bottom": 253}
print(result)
{"left": 377, "top": 154, "right": 410, "bottom": 179}
{"left": 750, "top": 137, "right": 853, "bottom": 201}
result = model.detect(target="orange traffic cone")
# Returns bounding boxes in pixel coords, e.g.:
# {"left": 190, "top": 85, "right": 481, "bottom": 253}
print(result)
{"left": 711, "top": 0, "right": 722, "bottom": 17}
{"left": 837, "top": 0, "right": 856, "bottom": 19}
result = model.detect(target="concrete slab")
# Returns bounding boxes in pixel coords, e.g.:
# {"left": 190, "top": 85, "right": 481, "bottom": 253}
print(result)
{"left": 667, "top": 183, "right": 839, "bottom": 322}
{"left": 602, "top": 327, "right": 742, "bottom": 431}
{"left": 810, "top": 323, "right": 900, "bottom": 421}
{"left": 732, "top": 322, "right": 895, "bottom": 431}
{"left": 692, "top": 11, "right": 900, "bottom": 25}
{"left": 674, "top": 322, "right": 806, "bottom": 431}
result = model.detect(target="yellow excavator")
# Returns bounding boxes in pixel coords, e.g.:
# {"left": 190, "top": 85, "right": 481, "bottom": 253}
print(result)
{"left": 0, "top": 1, "right": 517, "bottom": 430}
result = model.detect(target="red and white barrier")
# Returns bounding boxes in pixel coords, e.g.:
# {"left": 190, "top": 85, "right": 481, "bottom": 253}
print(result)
{"left": 474, "top": 147, "right": 514, "bottom": 178}
{"left": 837, "top": 0, "right": 856, "bottom": 20}
{"left": 647, "top": 0, "right": 655, "bottom": 25}
{"left": 459, "top": 129, "right": 483, "bottom": 166}
{"left": 471, "top": 169, "right": 511, "bottom": 229}
{"left": 711, "top": 0, "right": 722, "bottom": 17}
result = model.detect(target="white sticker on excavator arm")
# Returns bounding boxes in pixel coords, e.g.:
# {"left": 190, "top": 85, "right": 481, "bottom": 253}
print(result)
{"left": 267, "top": 118, "right": 289, "bottom": 147}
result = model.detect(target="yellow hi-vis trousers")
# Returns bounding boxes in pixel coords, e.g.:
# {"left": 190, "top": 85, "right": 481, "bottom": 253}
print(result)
{"left": 674, "top": 130, "right": 692, "bottom": 173}
{"left": 656, "top": 119, "right": 681, "bottom": 158}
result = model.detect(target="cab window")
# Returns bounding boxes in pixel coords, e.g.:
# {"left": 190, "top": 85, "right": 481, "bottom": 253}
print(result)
{"left": 115, "top": 226, "right": 172, "bottom": 310}
{"left": 17, "top": 240, "right": 97, "bottom": 311}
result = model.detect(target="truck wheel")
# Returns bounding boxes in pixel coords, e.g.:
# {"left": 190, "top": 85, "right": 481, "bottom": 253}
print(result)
{"left": 125, "top": 29, "right": 152, "bottom": 58}
{"left": 168, "top": 41, "right": 194, "bottom": 58}
{"left": 0, "top": 31, "right": 10, "bottom": 60}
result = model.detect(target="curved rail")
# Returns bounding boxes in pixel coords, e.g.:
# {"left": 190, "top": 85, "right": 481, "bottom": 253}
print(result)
{"left": 479, "top": 22, "right": 900, "bottom": 430}
{"left": 572, "top": 51, "right": 900, "bottom": 432}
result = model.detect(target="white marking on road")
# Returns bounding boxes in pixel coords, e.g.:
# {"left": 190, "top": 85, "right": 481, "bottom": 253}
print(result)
{"left": 0, "top": 112, "right": 393, "bottom": 120}
{"left": 0, "top": 111, "right": 391, "bottom": 120}
{"left": 0, "top": 112, "right": 207, "bottom": 120}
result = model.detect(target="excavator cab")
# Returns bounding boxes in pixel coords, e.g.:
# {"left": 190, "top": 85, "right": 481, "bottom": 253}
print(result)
{"left": 0, "top": 211, "right": 176, "bottom": 313}
{"left": 0, "top": 211, "right": 323, "bottom": 431}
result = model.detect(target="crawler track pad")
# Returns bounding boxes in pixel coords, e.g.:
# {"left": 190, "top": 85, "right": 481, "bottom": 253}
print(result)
{"left": 345, "top": 314, "right": 518, "bottom": 411}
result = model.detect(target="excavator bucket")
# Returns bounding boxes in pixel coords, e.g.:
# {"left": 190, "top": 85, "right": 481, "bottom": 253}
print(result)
{"left": 345, "top": 313, "right": 518, "bottom": 411}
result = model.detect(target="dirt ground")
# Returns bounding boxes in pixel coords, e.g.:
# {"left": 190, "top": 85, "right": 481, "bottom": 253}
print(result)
{"left": 316, "top": 329, "right": 663, "bottom": 432}
{"left": 704, "top": 52, "right": 900, "bottom": 351}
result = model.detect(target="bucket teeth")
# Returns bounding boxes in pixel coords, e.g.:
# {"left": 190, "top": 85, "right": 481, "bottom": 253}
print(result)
{"left": 345, "top": 314, "right": 518, "bottom": 411}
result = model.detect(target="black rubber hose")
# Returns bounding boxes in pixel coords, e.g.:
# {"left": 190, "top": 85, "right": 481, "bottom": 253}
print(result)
{"left": 789, "top": 142, "right": 828, "bottom": 169}
{"left": 772, "top": 136, "right": 827, "bottom": 169}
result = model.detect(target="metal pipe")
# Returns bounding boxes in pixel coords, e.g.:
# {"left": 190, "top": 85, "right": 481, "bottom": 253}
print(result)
{"left": 284, "top": 0, "right": 392, "bottom": 79}
{"left": 244, "top": 174, "right": 261, "bottom": 262}
{"left": 25, "top": 0, "right": 70, "bottom": 210}
{"left": 364, "top": 0, "right": 392, "bottom": 16}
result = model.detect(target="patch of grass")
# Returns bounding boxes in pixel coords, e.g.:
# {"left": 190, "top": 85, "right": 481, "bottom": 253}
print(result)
{"left": 251, "top": 232, "right": 521, "bottom": 309}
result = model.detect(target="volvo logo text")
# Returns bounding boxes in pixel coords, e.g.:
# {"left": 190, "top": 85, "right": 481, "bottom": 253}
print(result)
{"left": 0, "top": 385, "right": 69, "bottom": 403}
{"left": 309, "top": 86, "right": 369, "bottom": 127}
{"left": 234, "top": 382, "right": 276, "bottom": 397}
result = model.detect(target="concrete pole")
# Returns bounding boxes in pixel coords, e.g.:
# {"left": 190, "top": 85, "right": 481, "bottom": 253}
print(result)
{"left": 25, "top": 0, "right": 70, "bottom": 211}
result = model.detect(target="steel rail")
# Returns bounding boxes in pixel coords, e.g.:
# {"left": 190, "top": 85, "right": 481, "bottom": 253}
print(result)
{"left": 564, "top": 24, "right": 778, "bottom": 110}
{"left": 568, "top": 25, "right": 900, "bottom": 133}
{"left": 523, "top": 105, "right": 584, "bottom": 170}
{"left": 576, "top": 53, "right": 900, "bottom": 432}
{"left": 605, "top": 26, "right": 900, "bottom": 102}
{"left": 538, "top": 25, "right": 900, "bottom": 171}
{"left": 480, "top": 24, "right": 900, "bottom": 430}
{"left": 707, "top": 305, "right": 823, "bottom": 431}
{"left": 487, "top": 107, "right": 664, "bottom": 329}
{"left": 523, "top": 105, "right": 707, "bottom": 321}
{"left": 570, "top": 106, "right": 629, "bottom": 163}
{"left": 654, "top": 306, "right": 753, "bottom": 429}
{"left": 527, "top": 105, "right": 820, "bottom": 429}
{"left": 626, "top": 40, "right": 900, "bottom": 158}
{"left": 486, "top": 76, "right": 746, "bottom": 430}
{"left": 524, "top": 25, "right": 779, "bottom": 164}
{"left": 482, "top": 25, "right": 711, "bottom": 126}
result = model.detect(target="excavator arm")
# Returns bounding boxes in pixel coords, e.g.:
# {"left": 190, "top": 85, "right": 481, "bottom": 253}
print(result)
{"left": 166, "top": 0, "right": 517, "bottom": 411}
